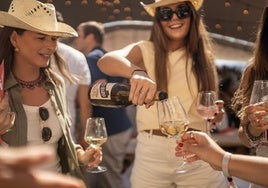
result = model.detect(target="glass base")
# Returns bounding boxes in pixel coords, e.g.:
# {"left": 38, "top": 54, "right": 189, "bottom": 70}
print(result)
{"left": 176, "top": 161, "right": 201, "bottom": 174}
{"left": 86, "top": 166, "right": 107, "bottom": 173}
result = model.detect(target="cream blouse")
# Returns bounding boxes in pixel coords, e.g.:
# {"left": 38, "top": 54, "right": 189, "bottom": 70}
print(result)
{"left": 136, "top": 40, "right": 206, "bottom": 132}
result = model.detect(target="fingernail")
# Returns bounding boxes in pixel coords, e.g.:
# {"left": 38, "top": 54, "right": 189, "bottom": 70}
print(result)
{"left": 178, "top": 143, "right": 184, "bottom": 147}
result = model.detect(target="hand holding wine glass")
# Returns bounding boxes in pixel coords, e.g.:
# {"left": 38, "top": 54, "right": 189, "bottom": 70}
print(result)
{"left": 248, "top": 80, "right": 268, "bottom": 145}
{"left": 0, "top": 94, "right": 15, "bottom": 134}
{"left": 157, "top": 96, "right": 201, "bottom": 173}
{"left": 84, "top": 117, "right": 108, "bottom": 173}
{"left": 196, "top": 91, "right": 218, "bottom": 133}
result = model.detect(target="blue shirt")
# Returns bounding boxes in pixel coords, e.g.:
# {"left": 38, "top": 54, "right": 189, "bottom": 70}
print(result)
{"left": 86, "top": 47, "right": 132, "bottom": 136}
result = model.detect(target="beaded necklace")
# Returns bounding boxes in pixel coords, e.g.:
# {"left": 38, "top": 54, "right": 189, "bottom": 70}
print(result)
{"left": 15, "top": 71, "right": 45, "bottom": 89}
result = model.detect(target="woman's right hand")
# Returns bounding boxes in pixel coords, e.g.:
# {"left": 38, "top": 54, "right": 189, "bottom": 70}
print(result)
{"left": 0, "top": 94, "right": 15, "bottom": 133}
{"left": 175, "top": 131, "right": 225, "bottom": 171}
{"left": 129, "top": 70, "right": 157, "bottom": 108}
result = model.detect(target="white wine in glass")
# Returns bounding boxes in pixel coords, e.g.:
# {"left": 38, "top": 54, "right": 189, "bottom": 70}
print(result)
{"left": 157, "top": 96, "right": 201, "bottom": 173}
{"left": 84, "top": 117, "right": 108, "bottom": 173}
{"left": 159, "top": 121, "right": 189, "bottom": 138}
{"left": 85, "top": 137, "right": 108, "bottom": 149}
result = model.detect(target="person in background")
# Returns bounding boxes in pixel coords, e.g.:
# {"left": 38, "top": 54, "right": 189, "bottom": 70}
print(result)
{"left": 73, "top": 21, "right": 133, "bottom": 188}
{"left": 0, "top": 146, "right": 86, "bottom": 188}
{"left": 232, "top": 5, "right": 268, "bottom": 188}
{"left": 0, "top": 0, "right": 101, "bottom": 184}
{"left": 97, "top": 0, "right": 227, "bottom": 187}
{"left": 52, "top": 11, "right": 92, "bottom": 148}
{"left": 175, "top": 131, "right": 268, "bottom": 187}
{"left": 218, "top": 66, "right": 241, "bottom": 130}
{"left": 53, "top": 42, "right": 91, "bottom": 148}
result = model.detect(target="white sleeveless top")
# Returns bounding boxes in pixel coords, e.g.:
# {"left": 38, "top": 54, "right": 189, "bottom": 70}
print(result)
{"left": 136, "top": 40, "right": 206, "bottom": 132}
{"left": 23, "top": 99, "right": 63, "bottom": 173}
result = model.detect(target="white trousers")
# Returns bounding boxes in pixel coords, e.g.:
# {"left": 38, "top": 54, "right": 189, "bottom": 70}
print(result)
{"left": 130, "top": 131, "right": 229, "bottom": 188}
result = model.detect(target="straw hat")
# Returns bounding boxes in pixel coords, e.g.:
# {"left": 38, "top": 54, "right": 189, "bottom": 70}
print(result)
{"left": 141, "top": 0, "right": 204, "bottom": 17}
{"left": 0, "top": 0, "right": 77, "bottom": 37}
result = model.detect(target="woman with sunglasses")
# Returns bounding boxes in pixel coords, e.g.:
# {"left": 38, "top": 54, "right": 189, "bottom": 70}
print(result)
{"left": 0, "top": 0, "right": 101, "bottom": 184}
{"left": 97, "top": 0, "right": 228, "bottom": 187}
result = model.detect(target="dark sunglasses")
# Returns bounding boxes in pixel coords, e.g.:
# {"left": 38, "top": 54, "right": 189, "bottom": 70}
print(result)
{"left": 39, "top": 107, "right": 52, "bottom": 142}
{"left": 157, "top": 4, "right": 192, "bottom": 21}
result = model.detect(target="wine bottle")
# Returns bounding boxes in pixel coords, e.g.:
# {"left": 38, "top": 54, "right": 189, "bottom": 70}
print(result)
{"left": 88, "top": 82, "right": 168, "bottom": 108}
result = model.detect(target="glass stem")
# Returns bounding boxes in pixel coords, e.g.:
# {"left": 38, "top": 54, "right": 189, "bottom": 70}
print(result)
{"left": 206, "top": 120, "right": 210, "bottom": 134}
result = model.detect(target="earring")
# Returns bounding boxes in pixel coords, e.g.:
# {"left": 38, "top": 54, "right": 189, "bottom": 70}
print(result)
{"left": 14, "top": 47, "right": 19, "bottom": 52}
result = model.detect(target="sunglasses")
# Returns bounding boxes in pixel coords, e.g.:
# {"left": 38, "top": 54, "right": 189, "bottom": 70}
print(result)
{"left": 39, "top": 107, "right": 52, "bottom": 142}
{"left": 157, "top": 4, "right": 192, "bottom": 21}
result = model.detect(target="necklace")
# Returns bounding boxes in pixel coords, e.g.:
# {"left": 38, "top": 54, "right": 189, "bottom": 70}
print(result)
{"left": 15, "top": 71, "right": 45, "bottom": 89}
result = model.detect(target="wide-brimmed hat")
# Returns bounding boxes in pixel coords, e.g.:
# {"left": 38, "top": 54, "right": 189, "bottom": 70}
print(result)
{"left": 0, "top": 0, "right": 77, "bottom": 37}
{"left": 141, "top": 0, "right": 204, "bottom": 17}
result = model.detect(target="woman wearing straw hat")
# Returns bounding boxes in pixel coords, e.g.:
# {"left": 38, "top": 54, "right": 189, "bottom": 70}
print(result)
{"left": 0, "top": 0, "right": 102, "bottom": 184}
{"left": 98, "top": 0, "right": 229, "bottom": 187}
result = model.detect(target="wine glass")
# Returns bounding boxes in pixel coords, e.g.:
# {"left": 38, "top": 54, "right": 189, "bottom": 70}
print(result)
{"left": 84, "top": 117, "right": 108, "bottom": 173}
{"left": 250, "top": 80, "right": 268, "bottom": 104}
{"left": 249, "top": 80, "right": 268, "bottom": 145}
{"left": 157, "top": 96, "right": 201, "bottom": 173}
{"left": 196, "top": 91, "right": 218, "bottom": 133}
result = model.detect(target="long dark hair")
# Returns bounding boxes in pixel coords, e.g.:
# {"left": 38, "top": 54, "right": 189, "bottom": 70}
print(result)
{"left": 149, "top": 2, "right": 217, "bottom": 94}
{"left": 232, "top": 6, "right": 268, "bottom": 117}
{"left": 0, "top": 27, "right": 18, "bottom": 80}
{"left": 253, "top": 6, "right": 268, "bottom": 80}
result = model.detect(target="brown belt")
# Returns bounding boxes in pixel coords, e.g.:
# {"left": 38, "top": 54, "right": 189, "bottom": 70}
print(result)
{"left": 144, "top": 128, "right": 201, "bottom": 137}
{"left": 144, "top": 129, "right": 166, "bottom": 137}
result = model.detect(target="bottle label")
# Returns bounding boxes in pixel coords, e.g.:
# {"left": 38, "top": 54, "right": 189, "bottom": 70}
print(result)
{"left": 90, "top": 82, "right": 115, "bottom": 100}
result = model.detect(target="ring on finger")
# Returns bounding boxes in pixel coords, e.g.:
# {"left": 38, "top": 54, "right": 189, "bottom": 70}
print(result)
{"left": 139, "top": 90, "right": 145, "bottom": 94}
{"left": 189, "top": 131, "right": 194, "bottom": 139}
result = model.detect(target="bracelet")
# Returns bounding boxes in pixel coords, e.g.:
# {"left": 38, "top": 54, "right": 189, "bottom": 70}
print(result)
{"left": 222, "top": 152, "right": 232, "bottom": 177}
{"left": 130, "top": 69, "right": 147, "bottom": 77}
{"left": 244, "top": 123, "right": 263, "bottom": 142}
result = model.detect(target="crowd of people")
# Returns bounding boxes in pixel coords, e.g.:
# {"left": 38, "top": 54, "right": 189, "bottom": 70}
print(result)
{"left": 1, "top": 0, "right": 268, "bottom": 188}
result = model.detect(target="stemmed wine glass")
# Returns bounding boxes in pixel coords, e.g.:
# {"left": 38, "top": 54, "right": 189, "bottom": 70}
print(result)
{"left": 84, "top": 117, "right": 108, "bottom": 173}
{"left": 250, "top": 80, "right": 268, "bottom": 104}
{"left": 157, "top": 96, "right": 201, "bottom": 173}
{"left": 249, "top": 80, "right": 268, "bottom": 145}
{"left": 196, "top": 91, "right": 218, "bottom": 133}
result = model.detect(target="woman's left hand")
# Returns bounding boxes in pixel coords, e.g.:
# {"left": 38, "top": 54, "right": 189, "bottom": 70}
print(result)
{"left": 77, "top": 147, "right": 102, "bottom": 168}
{"left": 246, "top": 103, "right": 268, "bottom": 132}
{"left": 208, "top": 100, "right": 225, "bottom": 129}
